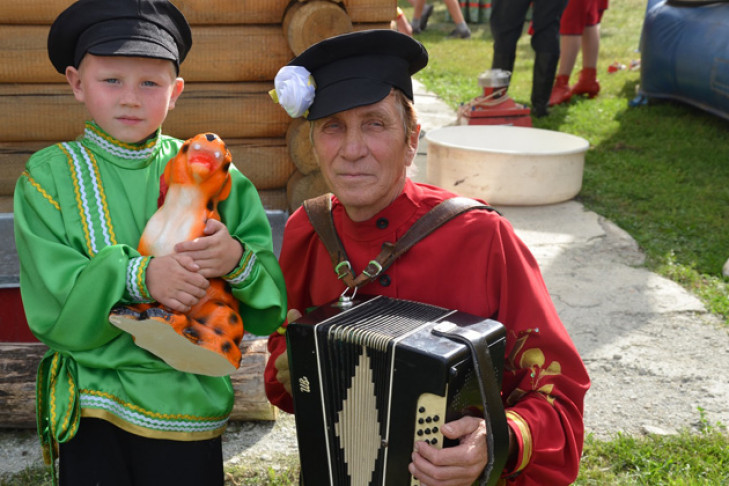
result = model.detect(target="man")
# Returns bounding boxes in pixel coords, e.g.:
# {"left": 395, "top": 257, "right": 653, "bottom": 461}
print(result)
{"left": 266, "top": 29, "right": 589, "bottom": 485}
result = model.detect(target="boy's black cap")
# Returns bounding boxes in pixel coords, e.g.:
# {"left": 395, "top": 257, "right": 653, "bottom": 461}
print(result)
{"left": 48, "top": 0, "right": 192, "bottom": 74}
{"left": 288, "top": 29, "right": 428, "bottom": 120}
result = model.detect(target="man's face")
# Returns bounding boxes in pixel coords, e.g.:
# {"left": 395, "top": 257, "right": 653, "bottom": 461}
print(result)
{"left": 311, "top": 93, "right": 419, "bottom": 222}
{"left": 66, "top": 54, "right": 184, "bottom": 144}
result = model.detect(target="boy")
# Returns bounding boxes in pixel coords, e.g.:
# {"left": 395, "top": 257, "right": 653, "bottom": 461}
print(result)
{"left": 13, "top": 1, "right": 286, "bottom": 484}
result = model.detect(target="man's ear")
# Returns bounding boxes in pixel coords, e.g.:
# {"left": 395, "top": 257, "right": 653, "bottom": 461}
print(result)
{"left": 405, "top": 123, "right": 421, "bottom": 167}
{"left": 168, "top": 78, "right": 185, "bottom": 110}
{"left": 65, "top": 66, "right": 84, "bottom": 103}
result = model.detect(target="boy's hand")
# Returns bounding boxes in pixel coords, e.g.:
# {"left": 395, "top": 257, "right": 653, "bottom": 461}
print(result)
{"left": 146, "top": 253, "right": 209, "bottom": 313}
{"left": 174, "top": 219, "right": 243, "bottom": 278}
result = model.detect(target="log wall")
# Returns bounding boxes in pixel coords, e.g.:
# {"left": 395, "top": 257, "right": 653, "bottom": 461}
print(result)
{"left": 0, "top": 0, "right": 397, "bottom": 426}
{"left": 0, "top": 0, "right": 395, "bottom": 211}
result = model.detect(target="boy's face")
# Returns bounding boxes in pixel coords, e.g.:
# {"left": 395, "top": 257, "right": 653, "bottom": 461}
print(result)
{"left": 66, "top": 54, "right": 184, "bottom": 144}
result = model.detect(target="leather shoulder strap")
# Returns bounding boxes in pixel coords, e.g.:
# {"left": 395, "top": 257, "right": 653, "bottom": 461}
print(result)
{"left": 304, "top": 194, "right": 499, "bottom": 288}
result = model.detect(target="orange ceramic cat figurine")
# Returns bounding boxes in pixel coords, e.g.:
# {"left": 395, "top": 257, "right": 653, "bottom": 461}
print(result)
{"left": 110, "top": 133, "right": 244, "bottom": 376}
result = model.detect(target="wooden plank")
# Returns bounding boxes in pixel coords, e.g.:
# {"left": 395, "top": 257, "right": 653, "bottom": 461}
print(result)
{"left": 0, "top": 0, "right": 289, "bottom": 25}
{"left": 0, "top": 338, "right": 276, "bottom": 429}
{"left": 1, "top": 138, "right": 294, "bottom": 193}
{"left": 0, "top": 25, "right": 294, "bottom": 84}
{"left": 0, "top": 83, "right": 290, "bottom": 142}
{"left": 342, "top": 0, "right": 398, "bottom": 23}
{"left": 229, "top": 138, "right": 296, "bottom": 190}
{"left": 0, "top": 0, "right": 393, "bottom": 25}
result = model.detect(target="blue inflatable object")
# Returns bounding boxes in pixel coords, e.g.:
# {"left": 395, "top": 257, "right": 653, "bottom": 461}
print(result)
{"left": 639, "top": 0, "right": 729, "bottom": 120}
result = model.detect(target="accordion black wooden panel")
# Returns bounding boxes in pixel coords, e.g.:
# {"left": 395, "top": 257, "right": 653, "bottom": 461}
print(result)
{"left": 286, "top": 295, "right": 509, "bottom": 486}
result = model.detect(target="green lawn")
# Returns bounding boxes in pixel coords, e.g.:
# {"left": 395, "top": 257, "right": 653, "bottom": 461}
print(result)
{"left": 407, "top": 0, "right": 729, "bottom": 323}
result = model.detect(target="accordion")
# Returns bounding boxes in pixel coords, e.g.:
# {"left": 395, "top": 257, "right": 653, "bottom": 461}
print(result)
{"left": 286, "top": 295, "right": 509, "bottom": 486}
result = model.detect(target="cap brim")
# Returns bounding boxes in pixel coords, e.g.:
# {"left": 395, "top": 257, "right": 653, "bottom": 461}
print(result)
{"left": 306, "top": 78, "right": 393, "bottom": 120}
{"left": 87, "top": 39, "right": 178, "bottom": 64}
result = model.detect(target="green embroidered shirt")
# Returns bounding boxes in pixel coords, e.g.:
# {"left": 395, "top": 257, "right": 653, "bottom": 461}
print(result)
{"left": 14, "top": 122, "right": 286, "bottom": 449}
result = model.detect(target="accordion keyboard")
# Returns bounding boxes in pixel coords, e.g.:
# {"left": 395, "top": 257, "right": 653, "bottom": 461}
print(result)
{"left": 411, "top": 391, "right": 448, "bottom": 486}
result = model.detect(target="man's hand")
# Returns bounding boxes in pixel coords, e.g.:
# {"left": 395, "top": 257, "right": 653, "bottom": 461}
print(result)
{"left": 146, "top": 253, "right": 209, "bottom": 312}
{"left": 174, "top": 219, "right": 243, "bottom": 278}
{"left": 409, "top": 415, "right": 488, "bottom": 486}
{"left": 275, "top": 309, "right": 303, "bottom": 396}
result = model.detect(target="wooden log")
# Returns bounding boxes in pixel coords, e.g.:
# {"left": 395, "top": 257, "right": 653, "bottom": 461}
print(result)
{"left": 0, "top": 343, "right": 45, "bottom": 428}
{"left": 1, "top": 138, "right": 293, "bottom": 192}
{"left": 0, "top": 196, "right": 11, "bottom": 213}
{"left": 283, "top": 0, "right": 353, "bottom": 56}
{"left": 286, "top": 118, "right": 319, "bottom": 175}
{"left": 342, "top": 0, "right": 398, "bottom": 23}
{"left": 0, "top": 338, "right": 276, "bottom": 429}
{"left": 286, "top": 169, "right": 329, "bottom": 213}
{"left": 0, "top": 25, "right": 295, "bottom": 84}
{"left": 229, "top": 138, "right": 295, "bottom": 190}
{"left": 0, "top": 83, "right": 290, "bottom": 142}
{"left": 0, "top": 142, "right": 47, "bottom": 197}
{"left": 0, "top": 0, "right": 394, "bottom": 25}
{"left": 229, "top": 337, "right": 277, "bottom": 421}
{"left": 257, "top": 188, "right": 289, "bottom": 211}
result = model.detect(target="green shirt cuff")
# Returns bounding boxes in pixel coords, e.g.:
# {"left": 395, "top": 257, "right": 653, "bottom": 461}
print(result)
{"left": 223, "top": 247, "right": 256, "bottom": 287}
{"left": 125, "top": 256, "right": 153, "bottom": 302}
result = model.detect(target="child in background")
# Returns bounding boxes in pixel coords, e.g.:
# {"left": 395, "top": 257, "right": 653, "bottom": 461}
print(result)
{"left": 13, "top": 1, "right": 286, "bottom": 484}
{"left": 549, "top": 0, "right": 609, "bottom": 105}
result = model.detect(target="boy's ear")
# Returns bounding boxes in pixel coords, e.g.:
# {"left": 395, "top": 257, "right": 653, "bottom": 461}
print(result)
{"left": 168, "top": 78, "right": 185, "bottom": 110}
{"left": 65, "top": 66, "right": 84, "bottom": 103}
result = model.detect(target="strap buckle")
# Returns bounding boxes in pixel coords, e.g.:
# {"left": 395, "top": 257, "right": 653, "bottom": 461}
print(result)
{"left": 362, "top": 260, "right": 383, "bottom": 278}
{"left": 334, "top": 260, "right": 352, "bottom": 280}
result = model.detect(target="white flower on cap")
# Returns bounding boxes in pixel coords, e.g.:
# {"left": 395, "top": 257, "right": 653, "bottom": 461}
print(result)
{"left": 269, "top": 66, "right": 316, "bottom": 119}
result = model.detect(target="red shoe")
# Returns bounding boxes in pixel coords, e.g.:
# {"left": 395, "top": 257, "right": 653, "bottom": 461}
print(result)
{"left": 571, "top": 68, "right": 600, "bottom": 98}
{"left": 549, "top": 75, "right": 572, "bottom": 106}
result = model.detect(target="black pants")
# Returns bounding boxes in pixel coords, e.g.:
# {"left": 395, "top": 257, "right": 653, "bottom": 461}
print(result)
{"left": 59, "top": 418, "right": 224, "bottom": 486}
{"left": 490, "top": 0, "right": 568, "bottom": 56}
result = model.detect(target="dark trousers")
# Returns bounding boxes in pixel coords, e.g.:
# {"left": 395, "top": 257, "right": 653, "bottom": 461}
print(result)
{"left": 59, "top": 418, "right": 224, "bottom": 486}
{"left": 490, "top": 0, "right": 568, "bottom": 56}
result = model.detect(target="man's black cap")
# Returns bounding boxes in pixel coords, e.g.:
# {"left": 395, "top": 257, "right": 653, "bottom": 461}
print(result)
{"left": 288, "top": 29, "right": 428, "bottom": 120}
{"left": 48, "top": 0, "right": 192, "bottom": 74}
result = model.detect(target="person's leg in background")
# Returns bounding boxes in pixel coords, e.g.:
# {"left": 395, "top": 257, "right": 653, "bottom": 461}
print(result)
{"left": 529, "top": 0, "right": 569, "bottom": 116}
{"left": 489, "top": 0, "right": 533, "bottom": 73}
{"left": 394, "top": 6, "right": 414, "bottom": 36}
{"left": 549, "top": 0, "right": 585, "bottom": 106}
{"left": 570, "top": 1, "right": 606, "bottom": 98}
{"left": 444, "top": 0, "right": 472, "bottom": 38}
{"left": 411, "top": 0, "right": 435, "bottom": 34}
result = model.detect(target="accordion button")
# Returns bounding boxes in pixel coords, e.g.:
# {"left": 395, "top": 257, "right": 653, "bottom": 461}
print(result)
{"left": 379, "top": 274, "right": 391, "bottom": 286}
{"left": 376, "top": 217, "right": 389, "bottom": 229}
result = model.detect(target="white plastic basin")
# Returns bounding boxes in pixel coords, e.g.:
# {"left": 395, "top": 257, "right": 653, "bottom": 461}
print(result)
{"left": 425, "top": 125, "right": 589, "bottom": 206}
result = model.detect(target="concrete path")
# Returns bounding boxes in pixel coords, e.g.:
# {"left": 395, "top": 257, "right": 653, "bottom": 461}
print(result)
{"left": 412, "top": 80, "right": 729, "bottom": 439}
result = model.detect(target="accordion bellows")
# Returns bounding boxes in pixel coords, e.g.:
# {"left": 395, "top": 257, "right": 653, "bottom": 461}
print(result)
{"left": 287, "top": 295, "right": 509, "bottom": 486}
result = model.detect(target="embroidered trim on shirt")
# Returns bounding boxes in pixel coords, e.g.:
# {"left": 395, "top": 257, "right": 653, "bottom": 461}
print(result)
{"left": 79, "top": 390, "right": 229, "bottom": 434}
{"left": 506, "top": 410, "right": 532, "bottom": 474}
{"left": 126, "top": 256, "right": 153, "bottom": 302}
{"left": 84, "top": 122, "right": 158, "bottom": 160}
{"left": 224, "top": 251, "right": 256, "bottom": 286}
{"left": 62, "top": 142, "right": 117, "bottom": 257}
{"left": 22, "top": 171, "right": 60, "bottom": 211}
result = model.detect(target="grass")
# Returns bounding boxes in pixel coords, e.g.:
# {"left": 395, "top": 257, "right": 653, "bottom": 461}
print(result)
{"left": 405, "top": 0, "right": 729, "bottom": 324}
